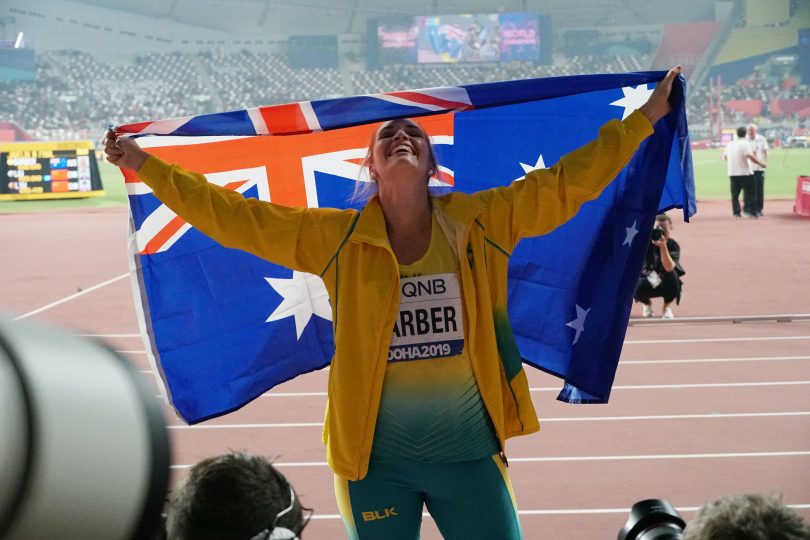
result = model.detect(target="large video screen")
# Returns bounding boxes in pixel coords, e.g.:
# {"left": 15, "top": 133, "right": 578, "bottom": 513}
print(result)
{"left": 377, "top": 17, "right": 419, "bottom": 65}
{"left": 0, "top": 141, "right": 104, "bottom": 200}
{"left": 373, "top": 13, "right": 547, "bottom": 66}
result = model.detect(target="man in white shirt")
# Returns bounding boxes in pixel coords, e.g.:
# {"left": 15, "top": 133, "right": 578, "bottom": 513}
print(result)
{"left": 747, "top": 123, "right": 769, "bottom": 216}
{"left": 723, "top": 126, "right": 766, "bottom": 218}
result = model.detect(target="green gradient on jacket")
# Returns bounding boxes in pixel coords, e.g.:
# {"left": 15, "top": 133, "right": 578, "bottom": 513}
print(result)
{"left": 371, "top": 351, "right": 499, "bottom": 462}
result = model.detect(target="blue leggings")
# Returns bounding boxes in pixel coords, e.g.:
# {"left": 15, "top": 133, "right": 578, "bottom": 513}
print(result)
{"left": 334, "top": 454, "right": 523, "bottom": 540}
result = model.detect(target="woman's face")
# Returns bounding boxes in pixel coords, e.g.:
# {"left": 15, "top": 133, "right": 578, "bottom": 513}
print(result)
{"left": 369, "top": 119, "right": 434, "bottom": 186}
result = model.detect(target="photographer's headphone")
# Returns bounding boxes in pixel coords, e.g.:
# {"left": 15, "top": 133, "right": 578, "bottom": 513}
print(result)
{"left": 247, "top": 485, "right": 301, "bottom": 540}
{"left": 249, "top": 526, "right": 298, "bottom": 540}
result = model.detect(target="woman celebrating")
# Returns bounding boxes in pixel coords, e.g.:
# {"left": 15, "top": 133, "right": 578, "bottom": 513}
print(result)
{"left": 105, "top": 67, "right": 680, "bottom": 540}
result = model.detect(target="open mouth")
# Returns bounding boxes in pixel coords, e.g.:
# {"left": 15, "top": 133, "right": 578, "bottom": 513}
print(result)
{"left": 389, "top": 143, "right": 415, "bottom": 157}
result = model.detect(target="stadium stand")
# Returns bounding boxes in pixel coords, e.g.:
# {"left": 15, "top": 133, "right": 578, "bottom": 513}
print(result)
{"left": 351, "top": 54, "right": 648, "bottom": 95}
{"left": 0, "top": 50, "right": 211, "bottom": 142}
{"left": 651, "top": 21, "right": 722, "bottom": 76}
{"left": 0, "top": 50, "right": 651, "bottom": 143}
{"left": 0, "top": 0, "right": 806, "bottom": 146}
{"left": 199, "top": 50, "right": 346, "bottom": 108}
{"left": 1, "top": 39, "right": 806, "bottom": 146}
{"left": 690, "top": 58, "right": 810, "bottom": 129}
{"left": 0, "top": 121, "right": 33, "bottom": 142}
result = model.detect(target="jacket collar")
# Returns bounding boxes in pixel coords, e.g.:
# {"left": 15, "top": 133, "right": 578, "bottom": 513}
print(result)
{"left": 432, "top": 191, "right": 487, "bottom": 225}
{"left": 350, "top": 192, "right": 486, "bottom": 247}
{"left": 350, "top": 196, "right": 388, "bottom": 247}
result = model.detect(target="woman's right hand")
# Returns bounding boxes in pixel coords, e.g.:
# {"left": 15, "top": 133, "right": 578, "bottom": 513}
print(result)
{"left": 103, "top": 130, "right": 149, "bottom": 172}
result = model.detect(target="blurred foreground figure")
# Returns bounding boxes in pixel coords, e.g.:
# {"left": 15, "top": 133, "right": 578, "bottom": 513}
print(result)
{"left": 165, "top": 452, "right": 309, "bottom": 540}
{"left": 683, "top": 493, "right": 810, "bottom": 540}
{"left": 0, "top": 314, "right": 170, "bottom": 540}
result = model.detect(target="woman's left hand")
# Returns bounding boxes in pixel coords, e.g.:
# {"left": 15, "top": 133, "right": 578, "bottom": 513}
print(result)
{"left": 638, "top": 66, "right": 682, "bottom": 125}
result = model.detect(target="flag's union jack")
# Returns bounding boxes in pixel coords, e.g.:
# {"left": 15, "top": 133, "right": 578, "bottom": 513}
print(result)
{"left": 123, "top": 114, "right": 454, "bottom": 255}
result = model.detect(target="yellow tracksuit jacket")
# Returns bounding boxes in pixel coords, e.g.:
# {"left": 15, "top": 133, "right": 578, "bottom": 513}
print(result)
{"left": 137, "top": 110, "right": 653, "bottom": 480}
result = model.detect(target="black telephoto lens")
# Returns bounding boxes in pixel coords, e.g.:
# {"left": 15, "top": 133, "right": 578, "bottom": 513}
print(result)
{"left": 618, "top": 499, "right": 686, "bottom": 540}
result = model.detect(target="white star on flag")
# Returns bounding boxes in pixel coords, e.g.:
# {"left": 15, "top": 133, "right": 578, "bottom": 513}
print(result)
{"left": 519, "top": 154, "right": 547, "bottom": 175}
{"left": 623, "top": 220, "right": 639, "bottom": 246}
{"left": 566, "top": 304, "right": 591, "bottom": 345}
{"left": 610, "top": 85, "right": 654, "bottom": 120}
{"left": 265, "top": 271, "right": 332, "bottom": 339}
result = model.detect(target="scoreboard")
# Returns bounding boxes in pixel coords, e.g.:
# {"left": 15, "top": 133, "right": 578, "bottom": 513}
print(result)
{"left": 0, "top": 140, "right": 104, "bottom": 200}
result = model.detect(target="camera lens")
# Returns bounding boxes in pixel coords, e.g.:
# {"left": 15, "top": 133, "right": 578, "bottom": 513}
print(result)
{"left": 0, "top": 315, "right": 170, "bottom": 539}
{"left": 618, "top": 499, "right": 686, "bottom": 540}
{"left": 632, "top": 523, "right": 684, "bottom": 540}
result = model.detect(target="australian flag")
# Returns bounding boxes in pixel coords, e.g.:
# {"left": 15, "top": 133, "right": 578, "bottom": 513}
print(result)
{"left": 118, "top": 71, "right": 696, "bottom": 424}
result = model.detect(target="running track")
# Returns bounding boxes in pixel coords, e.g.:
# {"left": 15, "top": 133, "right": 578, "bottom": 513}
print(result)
{"left": 3, "top": 198, "right": 809, "bottom": 538}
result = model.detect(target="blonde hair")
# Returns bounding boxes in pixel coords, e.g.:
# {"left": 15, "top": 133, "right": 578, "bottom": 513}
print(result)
{"left": 351, "top": 119, "right": 442, "bottom": 204}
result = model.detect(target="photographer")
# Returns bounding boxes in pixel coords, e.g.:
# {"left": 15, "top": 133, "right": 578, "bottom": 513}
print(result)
{"left": 634, "top": 214, "right": 684, "bottom": 319}
{"left": 164, "top": 452, "right": 310, "bottom": 540}
{"left": 618, "top": 494, "right": 810, "bottom": 540}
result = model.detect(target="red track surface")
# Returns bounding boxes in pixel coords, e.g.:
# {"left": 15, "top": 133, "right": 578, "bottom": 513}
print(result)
{"left": 3, "top": 198, "right": 809, "bottom": 538}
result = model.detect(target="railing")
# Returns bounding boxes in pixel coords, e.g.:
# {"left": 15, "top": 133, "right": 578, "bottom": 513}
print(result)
{"left": 628, "top": 313, "right": 810, "bottom": 326}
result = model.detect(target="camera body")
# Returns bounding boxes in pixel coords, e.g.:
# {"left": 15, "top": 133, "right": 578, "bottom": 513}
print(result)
{"left": 618, "top": 499, "right": 686, "bottom": 540}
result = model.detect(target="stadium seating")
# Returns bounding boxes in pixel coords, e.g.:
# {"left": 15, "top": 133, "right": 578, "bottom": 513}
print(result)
{"left": 4, "top": 46, "right": 807, "bottom": 145}
{"left": 0, "top": 51, "right": 651, "bottom": 143}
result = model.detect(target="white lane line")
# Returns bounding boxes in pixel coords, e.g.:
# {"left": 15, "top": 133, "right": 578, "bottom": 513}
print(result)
{"left": 12, "top": 273, "right": 130, "bottom": 320}
{"left": 580, "top": 381, "right": 810, "bottom": 391}
{"left": 80, "top": 333, "right": 141, "bottom": 338}
{"left": 516, "top": 504, "right": 810, "bottom": 516}
{"left": 625, "top": 335, "right": 810, "bottom": 344}
{"left": 167, "top": 422, "right": 325, "bottom": 429}
{"left": 120, "top": 335, "right": 810, "bottom": 351}
{"left": 622, "top": 355, "right": 810, "bottom": 365}
{"left": 169, "top": 450, "right": 810, "bottom": 470}
{"left": 303, "top": 504, "right": 810, "bottom": 519}
{"left": 509, "top": 451, "right": 810, "bottom": 462}
{"left": 128, "top": 351, "right": 810, "bottom": 363}
{"left": 150, "top": 380, "right": 810, "bottom": 400}
{"left": 171, "top": 461, "right": 326, "bottom": 469}
{"left": 165, "top": 411, "right": 810, "bottom": 429}
{"left": 542, "top": 411, "right": 810, "bottom": 422}
{"left": 262, "top": 391, "right": 328, "bottom": 397}
{"left": 135, "top": 355, "right": 810, "bottom": 377}
{"left": 244, "top": 381, "right": 810, "bottom": 399}
{"left": 86, "top": 318, "right": 810, "bottom": 341}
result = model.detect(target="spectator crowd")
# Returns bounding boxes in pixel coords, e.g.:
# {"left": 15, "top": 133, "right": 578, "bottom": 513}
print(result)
{"left": 1, "top": 48, "right": 807, "bottom": 154}
{"left": 0, "top": 50, "right": 647, "bottom": 143}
